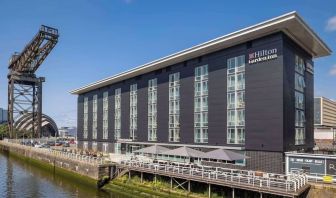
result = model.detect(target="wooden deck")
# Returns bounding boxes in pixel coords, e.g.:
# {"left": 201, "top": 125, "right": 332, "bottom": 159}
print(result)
{"left": 117, "top": 162, "right": 310, "bottom": 197}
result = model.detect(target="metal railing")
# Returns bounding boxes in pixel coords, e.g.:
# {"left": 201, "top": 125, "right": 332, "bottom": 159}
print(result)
{"left": 120, "top": 160, "right": 307, "bottom": 193}
{"left": 1, "top": 140, "right": 103, "bottom": 165}
{"left": 290, "top": 168, "right": 336, "bottom": 183}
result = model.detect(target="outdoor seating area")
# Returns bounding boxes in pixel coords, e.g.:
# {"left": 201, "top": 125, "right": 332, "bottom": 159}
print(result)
{"left": 132, "top": 145, "right": 249, "bottom": 165}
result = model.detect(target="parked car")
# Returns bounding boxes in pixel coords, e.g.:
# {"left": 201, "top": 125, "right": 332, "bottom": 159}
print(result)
{"left": 47, "top": 141, "right": 55, "bottom": 146}
{"left": 34, "top": 144, "right": 43, "bottom": 148}
{"left": 62, "top": 142, "right": 70, "bottom": 147}
{"left": 41, "top": 144, "right": 50, "bottom": 148}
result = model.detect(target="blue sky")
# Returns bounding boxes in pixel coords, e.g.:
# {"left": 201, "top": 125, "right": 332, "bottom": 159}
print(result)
{"left": 0, "top": 0, "right": 335, "bottom": 127}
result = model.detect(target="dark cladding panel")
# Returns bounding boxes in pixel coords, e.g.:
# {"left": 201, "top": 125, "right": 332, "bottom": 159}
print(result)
{"left": 179, "top": 62, "right": 196, "bottom": 144}
{"left": 157, "top": 70, "right": 169, "bottom": 143}
{"left": 245, "top": 34, "right": 284, "bottom": 152}
{"left": 305, "top": 70, "right": 314, "bottom": 149}
{"left": 120, "top": 82, "right": 130, "bottom": 139}
{"left": 283, "top": 35, "right": 314, "bottom": 151}
{"left": 107, "top": 86, "right": 115, "bottom": 143}
{"left": 137, "top": 77, "right": 148, "bottom": 142}
{"left": 208, "top": 58, "right": 228, "bottom": 146}
{"left": 96, "top": 90, "right": 103, "bottom": 141}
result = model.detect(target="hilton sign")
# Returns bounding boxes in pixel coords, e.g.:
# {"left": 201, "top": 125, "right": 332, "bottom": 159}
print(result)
{"left": 248, "top": 48, "right": 278, "bottom": 64}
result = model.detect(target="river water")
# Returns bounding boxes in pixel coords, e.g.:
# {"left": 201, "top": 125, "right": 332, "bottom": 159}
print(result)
{"left": 0, "top": 151, "right": 127, "bottom": 198}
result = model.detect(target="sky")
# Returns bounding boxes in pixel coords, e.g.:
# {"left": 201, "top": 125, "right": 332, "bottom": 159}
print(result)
{"left": 0, "top": 0, "right": 335, "bottom": 127}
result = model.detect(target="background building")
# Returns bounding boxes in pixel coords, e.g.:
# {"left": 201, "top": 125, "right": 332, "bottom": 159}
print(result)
{"left": 0, "top": 108, "right": 8, "bottom": 124}
{"left": 71, "top": 12, "right": 331, "bottom": 173}
{"left": 314, "top": 97, "right": 336, "bottom": 149}
{"left": 59, "top": 127, "right": 77, "bottom": 137}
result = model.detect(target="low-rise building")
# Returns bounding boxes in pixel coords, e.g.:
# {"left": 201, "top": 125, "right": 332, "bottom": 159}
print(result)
{"left": 58, "top": 127, "right": 77, "bottom": 137}
{"left": 314, "top": 97, "right": 336, "bottom": 149}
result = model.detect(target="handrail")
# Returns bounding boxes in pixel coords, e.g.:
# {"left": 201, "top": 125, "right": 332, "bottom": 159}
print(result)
{"left": 1, "top": 141, "right": 103, "bottom": 165}
{"left": 120, "top": 160, "right": 308, "bottom": 193}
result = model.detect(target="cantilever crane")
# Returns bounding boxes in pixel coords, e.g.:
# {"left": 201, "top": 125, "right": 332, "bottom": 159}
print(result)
{"left": 8, "top": 25, "right": 59, "bottom": 138}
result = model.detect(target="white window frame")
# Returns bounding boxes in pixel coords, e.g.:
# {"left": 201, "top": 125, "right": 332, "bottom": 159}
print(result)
{"left": 130, "top": 84, "right": 137, "bottom": 140}
{"left": 227, "top": 55, "right": 245, "bottom": 144}
{"left": 194, "top": 65, "right": 208, "bottom": 143}
{"left": 83, "top": 97, "right": 88, "bottom": 139}
{"left": 114, "top": 88, "right": 121, "bottom": 140}
{"left": 148, "top": 78, "right": 157, "bottom": 141}
{"left": 103, "top": 91, "right": 109, "bottom": 139}
{"left": 169, "top": 73, "right": 180, "bottom": 142}
{"left": 92, "top": 94, "right": 98, "bottom": 139}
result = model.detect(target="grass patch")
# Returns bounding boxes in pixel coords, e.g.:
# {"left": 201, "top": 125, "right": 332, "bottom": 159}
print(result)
{"left": 103, "top": 175, "right": 210, "bottom": 198}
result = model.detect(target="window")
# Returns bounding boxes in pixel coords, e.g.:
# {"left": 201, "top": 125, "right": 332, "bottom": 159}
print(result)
{"left": 92, "top": 94, "right": 97, "bottom": 139}
{"left": 227, "top": 128, "right": 235, "bottom": 144}
{"left": 295, "top": 55, "right": 305, "bottom": 75}
{"left": 294, "top": 54, "right": 306, "bottom": 145}
{"left": 83, "top": 141, "right": 88, "bottom": 150}
{"left": 92, "top": 142, "right": 97, "bottom": 152}
{"left": 227, "top": 55, "right": 245, "bottom": 73}
{"left": 237, "top": 91, "right": 245, "bottom": 108}
{"left": 227, "top": 75, "right": 235, "bottom": 92}
{"left": 227, "top": 110, "right": 235, "bottom": 126}
{"left": 169, "top": 73, "right": 180, "bottom": 142}
{"left": 103, "top": 92, "right": 108, "bottom": 139}
{"left": 103, "top": 143, "right": 109, "bottom": 153}
{"left": 114, "top": 143, "right": 121, "bottom": 154}
{"left": 83, "top": 97, "right": 88, "bottom": 139}
{"left": 194, "top": 65, "right": 208, "bottom": 143}
{"left": 295, "top": 73, "right": 305, "bottom": 92}
{"left": 295, "top": 128, "right": 305, "bottom": 145}
{"left": 227, "top": 92, "right": 235, "bottom": 109}
{"left": 148, "top": 78, "right": 157, "bottom": 141}
{"left": 237, "top": 73, "right": 245, "bottom": 90}
{"left": 227, "top": 55, "right": 245, "bottom": 144}
{"left": 237, "top": 109, "right": 245, "bottom": 126}
{"left": 114, "top": 88, "right": 121, "bottom": 140}
{"left": 295, "top": 92, "right": 304, "bottom": 109}
{"left": 130, "top": 84, "right": 137, "bottom": 140}
{"left": 295, "top": 110, "right": 305, "bottom": 127}
{"left": 237, "top": 128, "right": 245, "bottom": 144}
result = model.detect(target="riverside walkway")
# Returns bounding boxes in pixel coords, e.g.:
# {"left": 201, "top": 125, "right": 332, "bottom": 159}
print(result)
{"left": 117, "top": 160, "right": 310, "bottom": 198}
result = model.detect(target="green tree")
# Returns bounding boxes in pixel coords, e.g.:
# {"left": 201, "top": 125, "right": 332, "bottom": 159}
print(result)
{"left": 0, "top": 124, "right": 9, "bottom": 139}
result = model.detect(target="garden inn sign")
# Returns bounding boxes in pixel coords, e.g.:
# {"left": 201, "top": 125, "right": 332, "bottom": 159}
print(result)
{"left": 248, "top": 48, "right": 278, "bottom": 64}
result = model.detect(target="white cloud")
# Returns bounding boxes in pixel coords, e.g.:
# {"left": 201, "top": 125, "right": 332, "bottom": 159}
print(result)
{"left": 330, "top": 64, "right": 336, "bottom": 76}
{"left": 326, "top": 16, "right": 336, "bottom": 31}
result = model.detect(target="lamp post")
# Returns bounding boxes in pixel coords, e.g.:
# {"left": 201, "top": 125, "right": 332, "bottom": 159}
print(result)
{"left": 334, "top": 128, "right": 336, "bottom": 151}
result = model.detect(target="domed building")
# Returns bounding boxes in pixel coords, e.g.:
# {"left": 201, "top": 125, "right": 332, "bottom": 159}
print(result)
{"left": 14, "top": 113, "right": 58, "bottom": 137}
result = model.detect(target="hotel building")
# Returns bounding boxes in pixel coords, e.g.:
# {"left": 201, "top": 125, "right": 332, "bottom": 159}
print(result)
{"left": 71, "top": 12, "right": 331, "bottom": 173}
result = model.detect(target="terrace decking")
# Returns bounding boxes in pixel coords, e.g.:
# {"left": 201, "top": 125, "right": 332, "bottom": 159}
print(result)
{"left": 117, "top": 160, "right": 310, "bottom": 197}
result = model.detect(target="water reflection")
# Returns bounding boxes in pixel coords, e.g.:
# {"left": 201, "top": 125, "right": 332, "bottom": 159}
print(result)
{"left": 0, "top": 152, "right": 127, "bottom": 198}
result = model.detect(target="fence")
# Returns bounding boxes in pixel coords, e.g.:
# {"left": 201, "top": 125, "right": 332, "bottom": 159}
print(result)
{"left": 290, "top": 168, "right": 336, "bottom": 183}
{"left": 2, "top": 139, "right": 103, "bottom": 165}
{"left": 120, "top": 160, "right": 307, "bottom": 193}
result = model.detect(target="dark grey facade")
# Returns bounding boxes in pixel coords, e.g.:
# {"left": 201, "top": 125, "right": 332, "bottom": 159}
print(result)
{"left": 75, "top": 32, "right": 317, "bottom": 173}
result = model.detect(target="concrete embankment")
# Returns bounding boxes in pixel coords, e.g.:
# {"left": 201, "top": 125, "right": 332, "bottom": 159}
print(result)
{"left": 306, "top": 183, "right": 336, "bottom": 198}
{"left": 0, "top": 141, "right": 112, "bottom": 188}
